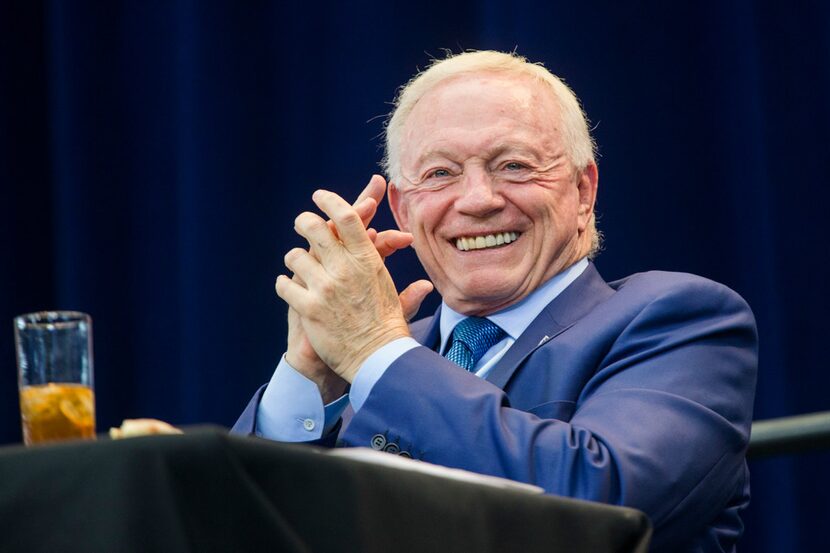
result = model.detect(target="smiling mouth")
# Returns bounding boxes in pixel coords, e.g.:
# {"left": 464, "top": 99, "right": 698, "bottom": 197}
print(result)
{"left": 454, "top": 231, "right": 521, "bottom": 251}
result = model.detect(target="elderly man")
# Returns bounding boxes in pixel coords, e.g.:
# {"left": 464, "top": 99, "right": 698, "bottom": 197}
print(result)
{"left": 234, "top": 51, "right": 757, "bottom": 552}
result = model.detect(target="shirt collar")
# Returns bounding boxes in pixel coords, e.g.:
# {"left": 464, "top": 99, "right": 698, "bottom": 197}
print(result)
{"left": 438, "top": 257, "right": 589, "bottom": 354}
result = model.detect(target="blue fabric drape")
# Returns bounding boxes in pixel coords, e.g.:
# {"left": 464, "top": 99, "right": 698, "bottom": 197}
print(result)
{"left": 2, "top": 1, "right": 828, "bottom": 550}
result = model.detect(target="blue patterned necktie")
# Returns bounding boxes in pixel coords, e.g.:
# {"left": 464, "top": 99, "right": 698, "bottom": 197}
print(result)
{"left": 444, "top": 317, "right": 506, "bottom": 372}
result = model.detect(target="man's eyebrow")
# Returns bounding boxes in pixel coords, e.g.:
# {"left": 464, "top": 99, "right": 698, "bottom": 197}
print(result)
{"left": 414, "top": 148, "right": 458, "bottom": 165}
{"left": 414, "top": 143, "right": 544, "bottom": 166}
{"left": 489, "top": 142, "right": 534, "bottom": 157}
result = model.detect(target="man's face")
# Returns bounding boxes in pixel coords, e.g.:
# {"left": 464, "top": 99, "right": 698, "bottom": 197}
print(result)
{"left": 389, "top": 72, "right": 598, "bottom": 315}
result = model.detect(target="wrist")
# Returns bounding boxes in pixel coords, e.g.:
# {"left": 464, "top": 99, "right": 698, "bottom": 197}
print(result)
{"left": 285, "top": 350, "right": 326, "bottom": 374}
{"left": 318, "top": 373, "right": 348, "bottom": 404}
{"left": 336, "top": 325, "right": 411, "bottom": 382}
{"left": 284, "top": 351, "right": 346, "bottom": 400}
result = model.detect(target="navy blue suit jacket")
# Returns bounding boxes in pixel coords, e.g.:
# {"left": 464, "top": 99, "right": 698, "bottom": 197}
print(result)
{"left": 234, "top": 263, "right": 758, "bottom": 552}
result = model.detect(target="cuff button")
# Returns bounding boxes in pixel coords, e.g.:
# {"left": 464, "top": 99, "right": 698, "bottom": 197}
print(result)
{"left": 371, "top": 434, "right": 387, "bottom": 450}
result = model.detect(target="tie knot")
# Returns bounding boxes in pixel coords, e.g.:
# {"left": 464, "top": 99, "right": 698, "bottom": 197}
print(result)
{"left": 445, "top": 317, "right": 505, "bottom": 371}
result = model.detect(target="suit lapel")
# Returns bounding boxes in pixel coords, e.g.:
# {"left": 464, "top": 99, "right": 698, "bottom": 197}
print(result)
{"left": 485, "top": 263, "right": 615, "bottom": 390}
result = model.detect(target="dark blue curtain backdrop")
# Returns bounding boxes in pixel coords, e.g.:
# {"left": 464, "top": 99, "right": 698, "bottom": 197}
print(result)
{"left": 2, "top": 1, "right": 828, "bottom": 550}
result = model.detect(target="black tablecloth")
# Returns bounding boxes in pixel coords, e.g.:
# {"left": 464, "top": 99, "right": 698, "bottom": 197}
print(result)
{"left": 0, "top": 428, "right": 651, "bottom": 552}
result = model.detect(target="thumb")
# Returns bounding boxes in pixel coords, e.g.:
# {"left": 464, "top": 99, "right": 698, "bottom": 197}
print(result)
{"left": 399, "top": 280, "right": 434, "bottom": 322}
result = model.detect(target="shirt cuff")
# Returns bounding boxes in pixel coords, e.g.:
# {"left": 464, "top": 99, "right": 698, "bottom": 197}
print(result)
{"left": 256, "top": 355, "right": 347, "bottom": 441}
{"left": 349, "top": 337, "right": 421, "bottom": 412}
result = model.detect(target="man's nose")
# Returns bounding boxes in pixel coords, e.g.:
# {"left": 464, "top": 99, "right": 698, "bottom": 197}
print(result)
{"left": 453, "top": 169, "right": 506, "bottom": 217}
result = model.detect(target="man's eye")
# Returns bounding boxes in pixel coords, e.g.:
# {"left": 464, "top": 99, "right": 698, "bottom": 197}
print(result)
{"left": 428, "top": 169, "right": 451, "bottom": 178}
{"left": 504, "top": 162, "right": 526, "bottom": 171}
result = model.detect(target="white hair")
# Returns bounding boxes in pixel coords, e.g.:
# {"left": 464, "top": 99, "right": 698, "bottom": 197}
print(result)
{"left": 382, "top": 50, "right": 601, "bottom": 256}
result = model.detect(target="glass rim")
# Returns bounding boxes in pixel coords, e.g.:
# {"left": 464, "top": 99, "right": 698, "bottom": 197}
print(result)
{"left": 14, "top": 311, "right": 91, "bottom": 330}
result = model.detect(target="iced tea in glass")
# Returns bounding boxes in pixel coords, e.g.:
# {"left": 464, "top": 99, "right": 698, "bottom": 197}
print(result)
{"left": 14, "top": 311, "right": 96, "bottom": 445}
{"left": 19, "top": 383, "right": 96, "bottom": 443}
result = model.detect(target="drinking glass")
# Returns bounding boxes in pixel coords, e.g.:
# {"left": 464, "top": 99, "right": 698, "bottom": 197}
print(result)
{"left": 14, "top": 311, "right": 96, "bottom": 445}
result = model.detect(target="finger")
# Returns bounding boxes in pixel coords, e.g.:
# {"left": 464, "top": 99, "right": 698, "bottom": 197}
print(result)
{"left": 354, "top": 196, "right": 378, "bottom": 227}
{"left": 373, "top": 230, "right": 414, "bottom": 259}
{"left": 275, "top": 275, "right": 315, "bottom": 316}
{"left": 354, "top": 174, "right": 387, "bottom": 207}
{"left": 277, "top": 273, "right": 306, "bottom": 293}
{"left": 327, "top": 196, "right": 377, "bottom": 241}
{"left": 366, "top": 228, "right": 378, "bottom": 243}
{"left": 309, "top": 175, "right": 386, "bottom": 256}
{"left": 399, "top": 279, "right": 434, "bottom": 322}
{"left": 284, "top": 248, "right": 327, "bottom": 287}
{"left": 312, "top": 190, "right": 374, "bottom": 252}
{"left": 295, "top": 210, "right": 340, "bottom": 254}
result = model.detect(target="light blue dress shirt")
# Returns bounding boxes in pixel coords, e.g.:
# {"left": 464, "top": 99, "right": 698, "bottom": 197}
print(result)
{"left": 256, "top": 258, "right": 589, "bottom": 441}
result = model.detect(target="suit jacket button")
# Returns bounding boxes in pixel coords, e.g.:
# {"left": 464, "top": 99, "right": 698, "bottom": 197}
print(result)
{"left": 398, "top": 451, "right": 412, "bottom": 459}
{"left": 383, "top": 442, "right": 400, "bottom": 454}
{"left": 371, "top": 434, "right": 387, "bottom": 450}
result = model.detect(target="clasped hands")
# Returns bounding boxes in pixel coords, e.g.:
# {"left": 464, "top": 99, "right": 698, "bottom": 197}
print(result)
{"left": 275, "top": 175, "right": 433, "bottom": 403}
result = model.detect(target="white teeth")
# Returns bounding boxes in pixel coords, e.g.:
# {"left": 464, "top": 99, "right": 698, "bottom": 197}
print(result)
{"left": 454, "top": 232, "right": 520, "bottom": 251}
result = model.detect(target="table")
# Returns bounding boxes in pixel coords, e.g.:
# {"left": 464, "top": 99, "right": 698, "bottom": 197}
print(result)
{"left": 0, "top": 428, "right": 651, "bottom": 552}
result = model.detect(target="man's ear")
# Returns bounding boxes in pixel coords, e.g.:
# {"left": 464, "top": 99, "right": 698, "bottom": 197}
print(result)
{"left": 387, "top": 181, "right": 411, "bottom": 232}
{"left": 576, "top": 162, "right": 598, "bottom": 232}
